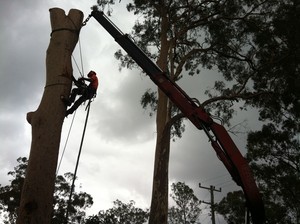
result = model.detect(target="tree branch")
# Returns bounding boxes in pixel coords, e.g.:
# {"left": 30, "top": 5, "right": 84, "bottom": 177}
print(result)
{"left": 202, "top": 91, "right": 273, "bottom": 107}
{"left": 174, "top": 46, "right": 213, "bottom": 79}
{"left": 163, "top": 113, "right": 186, "bottom": 137}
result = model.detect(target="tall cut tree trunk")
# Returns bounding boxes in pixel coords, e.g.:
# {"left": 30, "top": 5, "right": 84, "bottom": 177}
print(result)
{"left": 149, "top": 7, "right": 171, "bottom": 224}
{"left": 17, "top": 8, "right": 83, "bottom": 224}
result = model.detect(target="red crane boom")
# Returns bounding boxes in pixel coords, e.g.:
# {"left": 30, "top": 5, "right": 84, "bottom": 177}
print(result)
{"left": 91, "top": 10, "right": 265, "bottom": 224}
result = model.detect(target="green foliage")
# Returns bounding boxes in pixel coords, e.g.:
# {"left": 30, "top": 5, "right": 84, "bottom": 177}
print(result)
{"left": 0, "top": 157, "right": 27, "bottom": 223}
{"left": 215, "top": 191, "right": 246, "bottom": 224}
{"left": 245, "top": 1, "right": 300, "bottom": 223}
{"left": 84, "top": 199, "right": 149, "bottom": 224}
{"left": 203, "top": 0, "right": 300, "bottom": 121}
{"left": 221, "top": 119, "right": 300, "bottom": 223}
{"left": 84, "top": 182, "right": 202, "bottom": 224}
{"left": 0, "top": 157, "right": 93, "bottom": 224}
{"left": 94, "top": 0, "right": 117, "bottom": 16}
{"left": 247, "top": 123, "right": 300, "bottom": 224}
{"left": 168, "top": 182, "right": 201, "bottom": 224}
{"left": 98, "top": 0, "right": 234, "bottom": 140}
{"left": 94, "top": 2, "right": 300, "bottom": 223}
{"left": 250, "top": 1, "right": 300, "bottom": 123}
{"left": 140, "top": 88, "right": 157, "bottom": 117}
{"left": 96, "top": 0, "right": 297, "bottom": 129}
{"left": 214, "top": 2, "right": 300, "bottom": 222}
{"left": 52, "top": 172, "right": 93, "bottom": 224}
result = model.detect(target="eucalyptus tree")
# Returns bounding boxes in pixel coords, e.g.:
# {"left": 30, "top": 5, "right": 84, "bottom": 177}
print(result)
{"left": 168, "top": 182, "right": 201, "bottom": 224}
{"left": 84, "top": 200, "right": 149, "bottom": 224}
{"left": 224, "top": 1, "right": 299, "bottom": 223}
{"left": 94, "top": 0, "right": 288, "bottom": 223}
{"left": 215, "top": 1, "right": 300, "bottom": 223}
{"left": 215, "top": 191, "right": 246, "bottom": 224}
{"left": 0, "top": 157, "right": 93, "bottom": 224}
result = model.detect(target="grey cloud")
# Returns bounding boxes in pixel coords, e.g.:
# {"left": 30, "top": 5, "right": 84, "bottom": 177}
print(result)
{"left": 0, "top": 2, "right": 259, "bottom": 220}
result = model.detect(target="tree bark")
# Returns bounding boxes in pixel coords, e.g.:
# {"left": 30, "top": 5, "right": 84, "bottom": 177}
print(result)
{"left": 149, "top": 118, "right": 171, "bottom": 224}
{"left": 149, "top": 6, "right": 171, "bottom": 224}
{"left": 17, "top": 8, "right": 83, "bottom": 224}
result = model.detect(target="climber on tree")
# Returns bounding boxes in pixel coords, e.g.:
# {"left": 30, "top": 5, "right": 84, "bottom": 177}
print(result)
{"left": 62, "top": 70, "right": 98, "bottom": 116}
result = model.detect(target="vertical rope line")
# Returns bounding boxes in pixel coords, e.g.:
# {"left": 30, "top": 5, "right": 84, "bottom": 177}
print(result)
{"left": 72, "top": 55, "right": 84, "bottom": 77}
{"left": 56, "top": 110, "right": 77, "bottom": 175}
{"left": 78, "top": 37, "right": 85, "bottom": 76}
{"left": 65, "top": 100, "right": 91, "bottom": 223}
{"left": 64, "top": 17, "right": 89, "bottom": 223}
{"left": 68, "top": 15, "right": 84, "bottom": 78}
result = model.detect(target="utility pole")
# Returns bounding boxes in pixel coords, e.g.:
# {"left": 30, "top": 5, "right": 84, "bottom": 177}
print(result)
{"left": 199, "top": 183, "right": 221, "bottom": 224}
{"left": 17, "top": 8, "right": 83, "bottom": 224}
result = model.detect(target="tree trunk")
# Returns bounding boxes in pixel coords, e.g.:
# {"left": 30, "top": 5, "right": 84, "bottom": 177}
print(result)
{"left": 16, "top": 8, "right": 83, "bottom": 224}
{"left": 149, "top": 114, "right": 171, "bottom": 224}
{"left": 149, "top": 7, "right": 171, "bottom": 224}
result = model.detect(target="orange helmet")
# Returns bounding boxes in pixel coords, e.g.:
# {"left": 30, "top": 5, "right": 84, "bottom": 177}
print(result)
{"left": 88, "top": 70, "right": 96, "bottom": 77}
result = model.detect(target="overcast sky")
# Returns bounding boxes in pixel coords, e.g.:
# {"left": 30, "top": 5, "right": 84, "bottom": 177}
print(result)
{"left": 0, "top": 1, "right": 262, "bottom": 223}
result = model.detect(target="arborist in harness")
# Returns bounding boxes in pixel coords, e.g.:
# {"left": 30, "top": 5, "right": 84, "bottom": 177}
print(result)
{"left": 62, "top": 70, "right": 98, "bottom": 117}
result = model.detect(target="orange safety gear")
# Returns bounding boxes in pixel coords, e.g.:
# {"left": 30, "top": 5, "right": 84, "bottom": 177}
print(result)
{"left": 88, "top": 71, "right": 98, "bottom": 90}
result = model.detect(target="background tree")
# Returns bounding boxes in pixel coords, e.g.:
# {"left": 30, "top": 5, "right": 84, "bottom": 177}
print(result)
{"left": 215, "top": 191, "right": 246, "bottom": 224}
{"left": 83, "top": 182, "right": 201, "bottom": 224}
{"left": 52, "top": 173, "right": 94, "bottom": 224}
{"left": 94, "top": 0, "right": 287, "bottom": 223}
{"left": 247, "top": 124, "right": 300, "bottom": 224}
{"left": 0, "top": 157, "right": 27, "bottom": 224}
{"left": 168, "top": 182, "right": 201, "bottom": 224}
{"left": 0, "top": 157, "right": 93, "bottom": 224}
{"left": 84, "top": 199, "right": 149, "bottom": 224}
{"left": 95, "top": 1, "right": 278, "bottom": 223}
{"left": 214, "top": 1, "right": 300, "bottom": 223}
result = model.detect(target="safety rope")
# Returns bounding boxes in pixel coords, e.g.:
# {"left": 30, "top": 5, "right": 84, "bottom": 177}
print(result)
{"left": 56, "top": 110, "right": 77, "bottom": 175}
{"left": 72, "top": 55, "right": 83, "bottom": 77}
{"left": 71, "top": 36, "right": 85, "bottom": 78}
{"left": 68, "top": 14, "right": 87, "bottom": 78}
{"left": 65, "top": 99, "right": 92, "bottom": 223}
{"left": 78, "top": 37, "right": 85, "bottom": 77}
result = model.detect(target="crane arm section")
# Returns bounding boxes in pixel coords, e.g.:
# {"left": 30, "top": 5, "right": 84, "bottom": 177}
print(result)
{"left": 91, "top": 10, "right": 265, "bottom": 224}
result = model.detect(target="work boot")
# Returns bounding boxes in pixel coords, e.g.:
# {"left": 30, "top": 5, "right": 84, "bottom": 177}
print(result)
{"left": 61, "top": 95, "right": 71, "bottom": 106}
